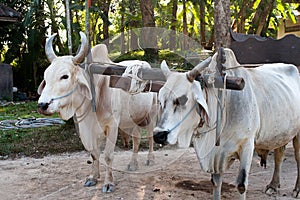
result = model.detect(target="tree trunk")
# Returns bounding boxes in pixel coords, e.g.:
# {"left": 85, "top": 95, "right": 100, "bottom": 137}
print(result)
{"left": 65, "top": 0, "right": 72, "bottom": 54}
{"left": 120, "top": 0, "right": 126, "bottom": 54}
{"left": 182, "top": 0, "right": 188, "bottom": 50}
{"left": 207, "top": 28, "right": 214, "bottom": 50}
{"left": 255, "top": 0, "right": 275, "bottom": 35}
{"left": 140, "top": 0, "right": 158, "bottom": 62}
{"left": 214, "top": 0, "right": 231, "bottom": 50}
{"left": 199, "top": 0, "right": 206, "bottom": 47}
{"left": 129, "top": 1, "right": 139, "bottom": 51}
{"left": 188, "top": 12, "right": 195, "bottom": 38}
{"left": 249, "top": 0, "right": 275, "bottom": 35}
{"left": 231, "top": 0, "right": 255, "bottom": 33}
{"left": 169, "top": 0, "right": 178, "bottom": 50}
{"left": 101, "top": 0, "right": 111, "bottom": 46}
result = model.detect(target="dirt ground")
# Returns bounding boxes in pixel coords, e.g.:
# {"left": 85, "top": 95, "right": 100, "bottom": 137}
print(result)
{"left": 0, "top": 142, "right": 298, "bottom": 200}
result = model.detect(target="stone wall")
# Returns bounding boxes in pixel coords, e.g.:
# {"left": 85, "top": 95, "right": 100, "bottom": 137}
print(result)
{"left": 0, "top": 63, "right": 13, "bottom": 101}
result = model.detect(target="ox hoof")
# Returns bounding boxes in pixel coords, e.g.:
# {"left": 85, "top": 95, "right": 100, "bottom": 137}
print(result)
{"left": 265, "top": 185, "right": 277, "bottom": 195}
{"left": 127, "top": 161, "right": 138, "bottom": 171}
{"left": 293, "top": 188, "right": 300, "bottom": 198}
{"left": 84, "top": 178, "right": 97, "bottom": 187}
{"left": 145, "top": 159, "right": 155, "bottom": 166}
{"left": 237, "top": 183, "right": 246, "bottom": 194}
{"left": 102, "top": 183, "right": 115, "bottom": 193}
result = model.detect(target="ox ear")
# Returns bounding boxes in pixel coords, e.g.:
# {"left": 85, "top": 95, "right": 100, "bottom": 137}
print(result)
{"left": 77, "top": 72, "right": 92, "bottom": 100}
{"left": 191, "top": 81, "right": 210, "bottom": 126}
{"left": 37, "top": 80, "right": 45, "bottom": 95}
{"left": 161, "top": 60, "right": 171, "bottom": 77}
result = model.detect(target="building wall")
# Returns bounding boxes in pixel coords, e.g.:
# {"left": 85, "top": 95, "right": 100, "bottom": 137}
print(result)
{"left": 278, "top": 15, "right": 300, "bottom": 38}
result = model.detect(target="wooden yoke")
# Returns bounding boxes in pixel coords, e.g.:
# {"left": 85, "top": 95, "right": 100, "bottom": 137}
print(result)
{"left": 83, "top": 62, "right": 245, "bottom": 93}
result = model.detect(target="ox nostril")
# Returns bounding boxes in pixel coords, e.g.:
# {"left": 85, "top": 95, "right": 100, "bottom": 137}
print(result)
{"left": 153, "top": 131, "right": 170, "bottom": 145}
{"left": 38, "top": 102, "right": 49, "bottom": 111}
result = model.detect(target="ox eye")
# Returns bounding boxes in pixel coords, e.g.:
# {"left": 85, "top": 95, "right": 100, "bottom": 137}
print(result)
{"left": 174, "top": 95, "right": 188, "bottom": 106}
{"left": 60, "top": 75, "right": 69, "bottom": 80}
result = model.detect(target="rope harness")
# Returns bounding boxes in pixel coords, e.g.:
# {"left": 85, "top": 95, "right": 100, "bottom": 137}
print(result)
{"left": 166, "top": 103, "right": 197, "bottom": 133}
{"left": 50, "top": 85, "right": 78, "bottom": 102}
{"left": 122, "top": 63, "right": 152, "bottom": 94}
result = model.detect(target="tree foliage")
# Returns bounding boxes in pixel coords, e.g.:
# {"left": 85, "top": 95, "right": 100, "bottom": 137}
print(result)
{"left": 0, "top": 0, "right": 299, "bottom": 94}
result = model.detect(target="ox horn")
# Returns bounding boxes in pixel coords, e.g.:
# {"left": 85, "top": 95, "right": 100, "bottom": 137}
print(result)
{"left": 72, "top": 31, "right": 88, "bottom": 64}
{"left": 186, "top": 56, "right": 212, "bottom": 82}
{"left": 45, "top": 33, "right": 58, "bottom": 62}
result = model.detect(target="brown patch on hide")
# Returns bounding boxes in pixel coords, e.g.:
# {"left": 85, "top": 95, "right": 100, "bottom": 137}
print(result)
{"left": 133, "top": 113, "right": 151, "bottom": 127}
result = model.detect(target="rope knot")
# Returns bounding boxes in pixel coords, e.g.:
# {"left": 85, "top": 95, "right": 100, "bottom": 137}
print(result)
{"left": 122, "top": 62, "right": 151, "bottom": 94}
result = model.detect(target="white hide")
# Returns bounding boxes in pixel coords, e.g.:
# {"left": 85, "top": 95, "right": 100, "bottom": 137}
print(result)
{"left": 155, "top": 48, "right": 300, "bottom": 199}
{"left": 38, "top": 43, "right": 157, "bottom": 191}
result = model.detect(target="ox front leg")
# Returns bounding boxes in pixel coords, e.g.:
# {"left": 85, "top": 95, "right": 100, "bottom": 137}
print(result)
{"left": 84, "top": 149, "right": 101, "bottom": 187}
{"left": 293, "top": 135, "right": 300, "bottom": 197}
{"left": 128, "top": 128, "right": 140, "bottom": 171}
{"left": 102, "top": 126, "right": 118, "bottom": 193}
{"left": 211, "top": 173, "right": 222, "bottom": 200}
{"left": 265, "top": 146, "right": 285, "bottom": 195}
{"left": 237, "top": 140, "right": 254, "bottom": 200}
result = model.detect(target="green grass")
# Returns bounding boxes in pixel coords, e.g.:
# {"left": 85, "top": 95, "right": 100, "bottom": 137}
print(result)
{"left": 0, "top": 101, "right": 38, "bottom": 120}
{"left": 0, "top": 102, "right": 84, "bottom": 159}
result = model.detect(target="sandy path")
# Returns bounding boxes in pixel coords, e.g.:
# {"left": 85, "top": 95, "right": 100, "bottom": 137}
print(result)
{"left": 0, "top": 144, "right": 297, "bottom": 200}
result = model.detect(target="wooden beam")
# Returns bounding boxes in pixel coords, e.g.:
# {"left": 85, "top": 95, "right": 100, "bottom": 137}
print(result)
{"left": 144, "top": 81, "right": 165, "bottom": 92}
{"left": 89, "top": 63, "right": 245, "bottom": 91}
{"left": 89, "top": 64, "right": 126, "bottom": 75}
{"left": 89, "top": 63, "right": 166, "bottom": 80}
{"left": 109, "top": 76, "right": 164, "bottom": 92}
{"left": 137, "top": 68, "right": 166, "bottom": 81}
{"left": 201, "top": 75, "right": 245, "bottom": 90}
{"left": 109, "top": 74, "right": 244, "bottom": 92}
{"left": 109, "top": 75, "right": 131, "bottom": 91}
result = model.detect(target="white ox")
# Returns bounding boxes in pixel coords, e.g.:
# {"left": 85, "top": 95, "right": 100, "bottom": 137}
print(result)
{"left": 153, "top": 48, "right": 300, "bottom": 199}
{"left": 37, "top": 32, "right": 157, "bottom": 192}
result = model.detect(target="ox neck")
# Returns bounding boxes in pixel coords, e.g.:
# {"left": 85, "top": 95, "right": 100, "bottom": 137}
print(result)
{"left": 75, "top": 97, "right": 92, "bottom": 123}
{"left": 192, "top": 86, "right": 218, "bottom": 134}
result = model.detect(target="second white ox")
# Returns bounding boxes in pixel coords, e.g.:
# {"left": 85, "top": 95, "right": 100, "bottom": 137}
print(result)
{"left": 153, "top": 48, "right": 300, "bottom": 199}
{"left": 38, "top": 32, "right": 157, "bottom": 192}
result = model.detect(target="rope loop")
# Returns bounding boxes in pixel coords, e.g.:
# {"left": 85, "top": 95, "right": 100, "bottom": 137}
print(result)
{"left": 122, "top": 63, "right": 151, "bottom": 94}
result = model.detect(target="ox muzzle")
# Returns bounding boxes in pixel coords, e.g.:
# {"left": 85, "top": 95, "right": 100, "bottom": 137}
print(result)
{"left": 153, "top": 130, "right": 170, "bottom": 145}
{"left": 38, "top": 102, "right": 49, "bottom": 111}
{"left": 37, "top": 102, "right": 53, "bottom": 116}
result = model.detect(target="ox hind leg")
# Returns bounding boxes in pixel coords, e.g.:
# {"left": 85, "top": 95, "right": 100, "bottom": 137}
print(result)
{"left": 102, "top": 126, "right": 118, "bottom": 193}
{"left": 119, "top": 128, "right": 130, "bottom": 149}
{"left": 127, "top": 124, "right": 155, "bottom": 170}
{"left": 293, "top": 134, "right": 300, "bottom": 197}
{"left": 127, "top": 127, "right": 140, "bottom": 171}
{"left": 145, "top": 120, "right": 155, "bottom": 166}
{"left": 265, "top": 145, "right": 286, "bottom": 195}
